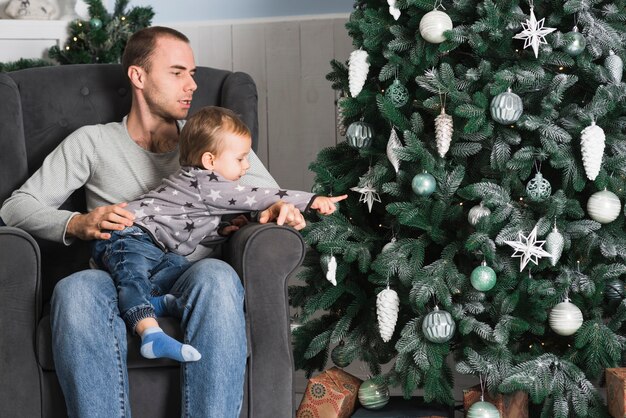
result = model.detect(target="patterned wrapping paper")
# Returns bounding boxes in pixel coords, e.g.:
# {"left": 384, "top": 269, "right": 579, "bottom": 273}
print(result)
{"left": 607, "top": 368, "right": 626, "bottom": 418}
{"left": 463, "top": 385, "right": 528, "bottom": 418}
{"left": 296, "top": 367, "right": 362, "bottom": 418}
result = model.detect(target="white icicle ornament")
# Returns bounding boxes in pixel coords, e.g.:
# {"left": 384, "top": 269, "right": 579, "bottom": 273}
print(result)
{"left": 580, "top": 121, "right": 605, "bottom": 181}
{"left": 435, "top": 107, "right": 453, "bottom": 158}
{"left": 387, "top": 0, "right": 400, "bottom": 20}
{"left": 387, "top": 128, "right": 402, "bottom": 173}
{"left": 376, "top": 287, "right": 399, "bottom": 342}
{"left": 326, "top": 255, "right": 337, "bottom": 286}
{"left": 348, "top": 50, "right": 370, "bottom": 98}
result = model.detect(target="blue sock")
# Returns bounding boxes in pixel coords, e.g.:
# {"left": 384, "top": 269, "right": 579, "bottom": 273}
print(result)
{"left": 149, "top": 294, "right": 177, "bottom": 317}
{"left": 140, "top": 327, "right": 201, "bottom": 362}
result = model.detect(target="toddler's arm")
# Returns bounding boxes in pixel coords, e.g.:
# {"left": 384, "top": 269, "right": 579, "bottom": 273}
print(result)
{"left": 310, "top": 195, "right": 348, "bottom": 215}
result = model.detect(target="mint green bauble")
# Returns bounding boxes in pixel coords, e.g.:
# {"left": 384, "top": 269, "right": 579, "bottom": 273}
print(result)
{"left": 411, "top": 173, "right": 436, "bottom": 197}
{"left": 331, "top": 343, "right": 350, "bottom": 368}
{"left": 467, "top": 401, "right": 501, "bottom": 418}
{"left": 90, "top": 17, "right": 103, "bottom": 29}
{"left": 385, "top": 79, "right": 409, "bottom": 108}
{"left": 526, "top": 172, "right": 551, "bottom": 201}
{"left": 358, "top": 378, "right": 390, "bottom": 410}
{"left": 490, "top": 88, "right": 523, "bottom": 125}
{"left": 563, "top": 27, "right": 586, "bottom": 56}
{"left": 470, "top": 263, "right": 497, "bottom": 292}
{"left": 422, "top": 306, "right": 455, "bottom": 343}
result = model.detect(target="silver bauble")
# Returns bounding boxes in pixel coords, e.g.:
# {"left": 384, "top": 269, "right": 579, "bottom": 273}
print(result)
{"left": 587, "top": 189, "right": 621, "bottom": 224}
{"left": 467, "top": 401, "right": 501, "bottom": 418}
{"left": 346, "top": 121, "right": 374, "bottom": 149}
{"left": 549, "top": 300, "right": 583, "bottom": 336}
{"left": 419, "top": 10, "right": 453, "bottom": 44}
{"left": 468, "top": 202, "right": 491, "bottom": 226}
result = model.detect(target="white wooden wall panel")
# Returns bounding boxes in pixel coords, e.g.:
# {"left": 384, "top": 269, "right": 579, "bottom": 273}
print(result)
{"left": 232, "top": 24, "right": 269, "bottom": 166}
{"left": 264, "top": 21, "right": 302, "bottom": 189}
{"left": 298, "top": 20, "right": 338, "bottom": 191}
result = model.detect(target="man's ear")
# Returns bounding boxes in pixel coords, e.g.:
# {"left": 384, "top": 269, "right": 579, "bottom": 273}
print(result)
{"left": 128, "top": 65, "right": 144, "bottom": 89}
{"left": 201, "top": 152, "right": 216, "bottom": 170}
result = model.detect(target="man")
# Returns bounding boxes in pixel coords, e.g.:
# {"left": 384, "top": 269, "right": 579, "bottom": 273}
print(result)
{"left": 0, "top": 26, "right": 304, "bottom": 417}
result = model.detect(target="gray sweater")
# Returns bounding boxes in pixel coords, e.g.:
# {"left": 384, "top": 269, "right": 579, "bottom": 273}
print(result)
{"left": 0, "top": 117, "right": 278, "bottom": 246}
{"left": 127, "top": 167, "right": 315, "bottom": 256}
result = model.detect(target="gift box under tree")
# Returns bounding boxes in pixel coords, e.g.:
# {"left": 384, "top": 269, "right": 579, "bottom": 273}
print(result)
{"left": 296, "top": 367, "right": 362, "bottom": 418}
{"left": 607, "top": 368, "right": 626, "bottom": 418}
{"left": 463, "top": 385, "right": 528, "bottom": 418}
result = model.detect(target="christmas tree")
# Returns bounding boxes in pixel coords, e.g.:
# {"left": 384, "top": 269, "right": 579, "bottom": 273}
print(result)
{"left": 291, "top": 0, "right": 626, "bottom": 416}
{"left": 48, "top": 0, "right": 153, "bottom": 64}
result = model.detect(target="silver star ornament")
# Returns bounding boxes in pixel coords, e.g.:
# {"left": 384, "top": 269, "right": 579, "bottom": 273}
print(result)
{"left": 504, "top": 226, "right": 552, "bottom": 271}
{"left": 350, "top": 182, "right": 381, "bottom": 213}
{"left": 513, "top": 7, "right": 556, "bottom": 58}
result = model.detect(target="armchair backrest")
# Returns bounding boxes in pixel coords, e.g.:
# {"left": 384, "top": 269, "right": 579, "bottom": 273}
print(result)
{"left": 0, "top": 63, "right": 259, "bottom": 301}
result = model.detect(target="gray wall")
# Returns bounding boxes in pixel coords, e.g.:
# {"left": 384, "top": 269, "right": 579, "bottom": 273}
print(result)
{"left": 130, "top": 0, "right": 353, "bottom": 23}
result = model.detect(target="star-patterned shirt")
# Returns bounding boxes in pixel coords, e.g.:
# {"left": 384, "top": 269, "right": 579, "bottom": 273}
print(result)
{"left": 125, "top": 166, "right": 316, "bottom": 256}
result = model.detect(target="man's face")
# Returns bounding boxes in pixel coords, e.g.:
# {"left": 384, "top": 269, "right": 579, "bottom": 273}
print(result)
{"left": 142, "top": 37, "right": 197, "bottom": 121}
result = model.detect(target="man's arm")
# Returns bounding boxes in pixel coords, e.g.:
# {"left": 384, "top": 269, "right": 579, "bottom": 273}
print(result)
{"left": 0, "top": 127, "right": 132, "bottom": 243}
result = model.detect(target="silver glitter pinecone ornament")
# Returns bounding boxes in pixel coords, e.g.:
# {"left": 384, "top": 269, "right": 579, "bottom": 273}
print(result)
{"left": 545, "top": 226, "right": 564, "bottom": 266}
{"left": 376, "top": 287, "right": 399, "bottom": 342}
{"left": 580, "top": 121, "right": 605, "bottom": 181}
{"left": 605, "top": 50, "right": 623, "bottom": 84}
{"left": 435, "top": 107, "right": 453, "bottom": 158}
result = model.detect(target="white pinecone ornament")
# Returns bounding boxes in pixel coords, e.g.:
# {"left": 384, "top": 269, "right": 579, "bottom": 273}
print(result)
{"left": 376, "top": 287, "right": 399, "bottom": 342}
{"left": 348, "top": 49, "right": 370, "bottom": 98}
{"left": 386, "top": 128, "right": 402, "bottom": 173}
{"left": 435, "top": 107, "right": 453, "bottom": 158}
{"left": 580, "top": 121, "right": 605, "bottom": 181}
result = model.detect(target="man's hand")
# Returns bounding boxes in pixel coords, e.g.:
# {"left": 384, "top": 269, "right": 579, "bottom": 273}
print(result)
{"left": 66, "top": 203, "right": 135, "bottom": 240}
{"left": 310, "top": 194, "right": 348, "bottom": 215}
{"left": 258, "top": 201, "right": 306, "bottom": 230}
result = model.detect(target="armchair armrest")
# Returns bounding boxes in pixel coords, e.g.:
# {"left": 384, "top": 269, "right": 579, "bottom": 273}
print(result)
{"left": 0, "top": 226, "right": 42, "bottom": 417}
{"left": 222, "top": 222, "right": 305, "bottom": 418}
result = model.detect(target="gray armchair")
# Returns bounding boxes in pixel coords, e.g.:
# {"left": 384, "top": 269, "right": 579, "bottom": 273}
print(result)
{"left": 0, "top": 64, "right": 303, "bottom": 418}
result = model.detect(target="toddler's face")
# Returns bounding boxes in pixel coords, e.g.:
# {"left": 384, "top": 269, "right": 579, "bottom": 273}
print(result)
{"left": 210, "top": 133, "right": 252, "bottom": 181}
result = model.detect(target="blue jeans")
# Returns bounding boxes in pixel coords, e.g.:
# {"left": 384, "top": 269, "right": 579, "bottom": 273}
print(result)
{"left": 50, "top": 258, "right": 247, "bottom": 418}
{"left": 92, "top": 226, "right": 191, "bottom": 330}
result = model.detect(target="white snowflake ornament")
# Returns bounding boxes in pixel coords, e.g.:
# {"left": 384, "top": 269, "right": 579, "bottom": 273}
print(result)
{"left": 504, "top": 226, "right": 552, "bottom": 271}
{"left": 513, "top": 6, "right": 556, "bottom": 58}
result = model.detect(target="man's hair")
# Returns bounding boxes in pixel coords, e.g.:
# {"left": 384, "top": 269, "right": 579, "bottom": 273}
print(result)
{"left": 179, "top": 106, "right": 251, "bottom": 167}
{"left": 122, "top": 26, "right": 190, "bottom": 73}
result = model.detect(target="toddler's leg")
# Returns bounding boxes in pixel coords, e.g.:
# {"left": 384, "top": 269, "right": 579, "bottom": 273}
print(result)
{"left": 136, "top": 318, "right": 201, "bottom": 362}
{"left": 149, "top": 294, "right": 178, "bottom": 317}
